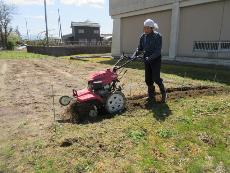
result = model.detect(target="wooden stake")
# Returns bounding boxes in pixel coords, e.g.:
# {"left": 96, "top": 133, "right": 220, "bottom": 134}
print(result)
{"left": 51, "top": 85, "right": 56, "bottom": 121}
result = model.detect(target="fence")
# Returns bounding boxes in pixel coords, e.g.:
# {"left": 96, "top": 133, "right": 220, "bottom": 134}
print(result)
{"left": 193, "top": 41, "right": 230, "bottom": 58}
{"left": 193, "top": 41, "right": 230, "bottom": 52}
{"left": 28, "top": 40, "right": 112, "bottom": 47}
{"left": 27, "top": 45, "right": 111, "bottom": 57}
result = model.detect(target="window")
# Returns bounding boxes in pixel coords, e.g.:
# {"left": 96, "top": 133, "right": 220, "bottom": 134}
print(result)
{"left": 94, "top": 30, "right": 99, "bottom": 34}
{"left": 193, "top": 41, "right": 230, "bottom": 52}
{"left": 78, "top": 29, "right": 84, "bottom": 34}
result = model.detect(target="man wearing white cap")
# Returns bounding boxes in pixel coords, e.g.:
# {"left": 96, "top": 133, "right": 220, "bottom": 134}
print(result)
{"left": 136, "top": 19, "right": 167, "bottom": 103}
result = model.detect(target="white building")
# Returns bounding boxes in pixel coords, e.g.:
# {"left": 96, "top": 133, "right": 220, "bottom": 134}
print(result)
{"left": 109, "top": 0, "right": 230, "bottom": 66}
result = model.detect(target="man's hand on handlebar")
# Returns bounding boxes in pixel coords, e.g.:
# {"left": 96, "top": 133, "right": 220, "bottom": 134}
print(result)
{"left": 113, "top": 66, "right": 118, "bottom": 72}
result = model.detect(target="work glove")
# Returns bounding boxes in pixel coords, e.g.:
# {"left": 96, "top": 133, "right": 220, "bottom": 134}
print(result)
{"left": 136, "top": 50, "right": 145, "bottom": 57}
{"left": 145, "top": 57, "right": 150, "bottom": 61}
{"left": 135, "top": 51, "right": 139, "bottom": 56}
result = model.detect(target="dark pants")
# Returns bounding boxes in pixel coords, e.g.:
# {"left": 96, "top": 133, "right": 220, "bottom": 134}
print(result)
{"left": 144, "top": 57, "right": 163, "bottom": 86}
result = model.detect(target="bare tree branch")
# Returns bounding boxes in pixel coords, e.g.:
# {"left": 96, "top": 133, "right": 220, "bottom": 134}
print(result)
{"left": 0, "top": 0, "right": 15, "bottom": 49}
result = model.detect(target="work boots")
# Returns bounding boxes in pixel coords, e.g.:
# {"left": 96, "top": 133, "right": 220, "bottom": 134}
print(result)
{"left": 147, "top": 85, "right": 156, "bottom": 102}
{"left": 158, "top": 82, "right": 167, "bottom": 103}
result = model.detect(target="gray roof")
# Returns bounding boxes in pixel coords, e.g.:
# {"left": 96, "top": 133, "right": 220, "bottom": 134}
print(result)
{"left": 62, "top": 33, "right": 73, "bottom": 38}
{"left": 71, "top": 21, "right": 100, "bottom": 28}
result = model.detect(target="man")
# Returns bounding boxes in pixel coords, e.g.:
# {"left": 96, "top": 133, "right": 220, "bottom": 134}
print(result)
{"left": 136, "top": 19, "right": 167, "bottom": 103}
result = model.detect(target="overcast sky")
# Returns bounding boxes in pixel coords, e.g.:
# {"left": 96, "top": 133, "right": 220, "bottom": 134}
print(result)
{"left": 6, "top": 0, "right": 113, "bottom": 39}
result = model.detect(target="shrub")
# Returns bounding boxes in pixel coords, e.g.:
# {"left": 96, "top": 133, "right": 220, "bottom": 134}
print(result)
{"left": 6, "top": 40, "right": 16, "bottom": 50}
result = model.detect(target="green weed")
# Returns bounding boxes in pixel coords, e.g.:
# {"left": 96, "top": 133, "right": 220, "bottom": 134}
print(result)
{"left": 126, "top": 128, "right": 147, "bottom": 143}
{"left": 156, "top": 129, "right": 176, "bottom": 139}
{"left": 74, "top": 159, "right": 94, "bottom": 172}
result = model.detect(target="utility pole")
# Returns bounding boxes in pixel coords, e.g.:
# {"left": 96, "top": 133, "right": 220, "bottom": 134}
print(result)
{"left": 25, "top": 18, "right": 29, "bottom": 40}
{"left": 44, "top": 0, "right": 49, "bottom": 46}
{"left": 58, "top": 8, "right": 63, "bottom": 42}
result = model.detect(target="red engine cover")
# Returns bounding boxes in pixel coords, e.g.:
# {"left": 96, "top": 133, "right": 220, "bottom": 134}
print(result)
{"left": 73, "top": 68, "right": 118, "bottom": 103}
{"left": 89, "top": 68, "right": 118, "bottom": 85}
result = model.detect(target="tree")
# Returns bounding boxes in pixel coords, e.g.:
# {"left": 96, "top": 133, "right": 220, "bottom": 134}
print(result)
{"left": 0, "top": 0, "right": 15, "bottom": 49}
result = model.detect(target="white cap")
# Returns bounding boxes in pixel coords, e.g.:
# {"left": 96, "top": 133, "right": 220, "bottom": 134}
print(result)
{"left": 144, "top": 19, "right": 159, "bottom": 30}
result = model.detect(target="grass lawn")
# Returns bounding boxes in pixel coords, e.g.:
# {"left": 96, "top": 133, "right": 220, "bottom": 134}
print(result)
{"left": 0, "top": 51, "right": 229, "bottom": 172}
{"left": 0, "top": 50, "right": 52, "bottom": 59}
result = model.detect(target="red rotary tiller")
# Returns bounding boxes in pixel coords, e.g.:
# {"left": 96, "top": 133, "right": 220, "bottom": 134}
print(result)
{"left": 59, "top": 52, "right": 142, "bottom": 123}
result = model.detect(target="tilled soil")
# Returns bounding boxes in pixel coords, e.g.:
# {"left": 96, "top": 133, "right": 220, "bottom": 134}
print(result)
{"left": 127, "top": 86, "right": 226, "bottom": 111}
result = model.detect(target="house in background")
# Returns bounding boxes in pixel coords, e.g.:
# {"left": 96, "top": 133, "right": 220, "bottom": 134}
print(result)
{"left": 62, "top": 33, "right": 74, "bottom": 42}
{"left": 63, "top": 21, "right": 101, "bottom": 43}
{"left": 109, "top": 0, "right": 230, "bottom": 66}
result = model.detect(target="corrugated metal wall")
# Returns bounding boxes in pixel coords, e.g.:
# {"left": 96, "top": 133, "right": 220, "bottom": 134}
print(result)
{"left": 121, "top": 10, "right": 171, "bottom": 56}
{"left": 178, "top": 0, "right": 230, "bottom": 58}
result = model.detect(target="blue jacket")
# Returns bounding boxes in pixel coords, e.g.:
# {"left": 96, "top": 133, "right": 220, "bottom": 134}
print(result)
{"left": 137, "top": 31, "right": 162, "bottom": 61}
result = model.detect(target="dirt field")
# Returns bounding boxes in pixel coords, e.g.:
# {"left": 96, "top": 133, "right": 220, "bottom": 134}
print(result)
{"left": 0, "top": 56, "right": 229, "bottom": 172}
{"left": 0, "top": 58, "right": 106, "bottom": 142}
